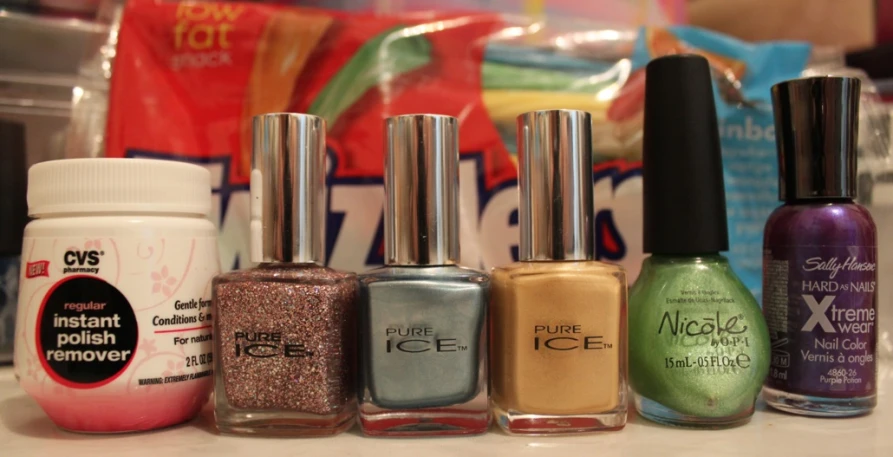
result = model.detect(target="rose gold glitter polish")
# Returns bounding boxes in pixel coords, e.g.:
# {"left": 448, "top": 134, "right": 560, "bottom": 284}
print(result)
{"left": 212, "top": 113, "right": 358, "bottom": 436}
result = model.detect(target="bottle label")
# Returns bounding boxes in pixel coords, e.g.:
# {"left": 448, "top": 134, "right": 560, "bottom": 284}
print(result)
{"left": 14, "top": 235, "right": 218, "bottom": 428}
{"left": 532, "top": 325, "right": 612, "bottom": 351}
{"left": 385, "top": 326, "right": 465, "bottom": 354}
{"left": 654, "top": 302, "right": 759, "bottom": 374}
{"left": 764, "top": 246, "right": 877, "bottom": 397}
{"left": 231, "top": 331, "right": 313, "bottom": 358}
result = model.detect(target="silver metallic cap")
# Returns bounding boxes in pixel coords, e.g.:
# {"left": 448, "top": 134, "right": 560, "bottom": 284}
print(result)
{"left": 250, "top": 113, "right": 326, "bottom": 264}
{"left": 385, "top": 114, "right": 459, "bottom": 265}
{"left": 517, "top": 109, "right": 593, "bottom": 261}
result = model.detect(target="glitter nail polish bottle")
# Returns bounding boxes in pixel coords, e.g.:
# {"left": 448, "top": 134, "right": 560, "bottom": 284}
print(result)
{"left": 628, "top": 55, "right": 770, "bottom": 428}
{"left": 212, "top": 113, "right": 358, "bottom": 436}
{"left": 489, "top": 110, "right": 628, "bottom": 435}
{"left": 357, "top": 115, "right": 489, "bottom": 436}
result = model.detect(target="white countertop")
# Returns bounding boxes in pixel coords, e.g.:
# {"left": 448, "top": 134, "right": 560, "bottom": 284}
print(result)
{"left": 2, "top": 365, "right": 892, "bottom": 457}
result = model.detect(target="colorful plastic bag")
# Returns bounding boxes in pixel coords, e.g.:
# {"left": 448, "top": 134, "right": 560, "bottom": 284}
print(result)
{"left": 91, "top": 0, "right": 819, "bottom": 298}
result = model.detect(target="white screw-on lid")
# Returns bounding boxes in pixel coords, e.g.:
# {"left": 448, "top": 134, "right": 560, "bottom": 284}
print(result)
{"left": 28, "top": 158, "right": 212, "bottom": 216}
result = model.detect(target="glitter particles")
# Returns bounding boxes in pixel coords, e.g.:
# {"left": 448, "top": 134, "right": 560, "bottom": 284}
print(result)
{"left": 212, "top": 113, "right": 360, "bottom": 436}
{"left": 213, "top": 263, "right": 358, "bottom": 428}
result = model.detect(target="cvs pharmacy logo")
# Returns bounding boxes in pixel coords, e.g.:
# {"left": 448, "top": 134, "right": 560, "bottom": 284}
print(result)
{"left": 64, "top": 250, "right": 103, "bottom": 267}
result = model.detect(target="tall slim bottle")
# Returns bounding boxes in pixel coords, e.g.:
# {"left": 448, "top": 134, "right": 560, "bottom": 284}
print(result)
{"left": 213, "top": 114, "right": 358, "bottom": 436}
{"left": 490, "top": 109, "right": 628, "bottom": 435}
{"left": 763, "top": 77, "right": 878, "bottom": 416}
{"left": 358, "top": 114, "right": 489, "bottom": 436}
{"left": 628, "top": 55, "right": 770, "bottom": 428}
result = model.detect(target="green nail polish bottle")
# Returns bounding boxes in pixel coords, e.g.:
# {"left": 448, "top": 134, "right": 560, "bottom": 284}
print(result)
{"left": 628, "top": 55, "right": 770, "bottom": 428}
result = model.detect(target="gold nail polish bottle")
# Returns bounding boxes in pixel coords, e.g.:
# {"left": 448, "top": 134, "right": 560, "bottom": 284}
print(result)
{"left": 489, "top": 109, "right": 628, "bottom": 435}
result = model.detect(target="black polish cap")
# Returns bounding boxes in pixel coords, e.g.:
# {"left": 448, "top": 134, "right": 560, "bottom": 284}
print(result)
{"left": 642, "top": 54, "right": 729, "bottom": 255}
{"left": 0, "top": 120, "right": 27, "bottom": 256}
{"left": 772, "top": 76, "right": 860, "bottom": 201}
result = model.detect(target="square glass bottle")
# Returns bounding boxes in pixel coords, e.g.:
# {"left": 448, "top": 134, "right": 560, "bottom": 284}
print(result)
{"left": 358, "top": 115, "right": 489, "bottom": 436}
{"left": 489, "top": 110, "right": 628, "bottom": 435}
{"left": 213, "top": 114, "right": 358, "bottom": 436}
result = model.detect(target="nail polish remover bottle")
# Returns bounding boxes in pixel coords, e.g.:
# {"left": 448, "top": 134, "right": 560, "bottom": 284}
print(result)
{"left": 628, "top": 55, "right": 770, "bottom": 428}
{"left": 213, "top": 113, "right": 358, "bottom": 436}
{"left": 762, "top": 76, "right": 878, "bottom": 417}
{"left": 357, "top": 114, "right": 490, "bottom": 436}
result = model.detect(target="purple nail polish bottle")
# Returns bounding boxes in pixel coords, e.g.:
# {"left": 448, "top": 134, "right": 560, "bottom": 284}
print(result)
{"left": 762, "top": 76, "right": 878, "bottom": 417}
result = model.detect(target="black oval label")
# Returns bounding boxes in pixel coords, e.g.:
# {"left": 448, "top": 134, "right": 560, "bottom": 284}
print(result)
{"left": 37, "top": 276, "right": 138, "bottom": 387}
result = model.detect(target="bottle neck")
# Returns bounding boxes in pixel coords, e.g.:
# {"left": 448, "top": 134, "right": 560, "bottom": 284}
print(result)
{"left": 384, "top": 260, "right": 455, "bottom": 268}
{"left": 518, "top": 257, "right": 594, "bottom": 264}
{"left": 783, "top": 196, "right": 854, "bottom": 205}
{"left": 645, "top": 253, "right": 727, "bottom": 265}
{"left": 258, "top": 261, "right": 322, "bottom": 269}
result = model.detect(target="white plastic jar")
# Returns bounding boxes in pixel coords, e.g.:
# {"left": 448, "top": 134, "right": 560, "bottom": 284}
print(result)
{"left": 14, "top": 158, "right": 220, "bottom": 432}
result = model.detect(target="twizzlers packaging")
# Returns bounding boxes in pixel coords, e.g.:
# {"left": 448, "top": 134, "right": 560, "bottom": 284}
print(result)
{"left": 104, "top": 0, "right": 812, "bottom": 294}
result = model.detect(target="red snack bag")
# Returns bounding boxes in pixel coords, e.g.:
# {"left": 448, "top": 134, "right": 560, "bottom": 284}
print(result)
{"left": 101, "top": 0, "right": 644, "bottom": 276}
